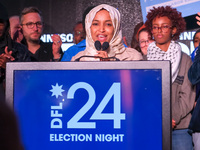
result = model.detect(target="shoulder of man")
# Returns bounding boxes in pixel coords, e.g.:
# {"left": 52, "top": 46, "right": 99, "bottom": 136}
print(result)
{"left": 11, "top": 41, "right": 31, "bottom": 62}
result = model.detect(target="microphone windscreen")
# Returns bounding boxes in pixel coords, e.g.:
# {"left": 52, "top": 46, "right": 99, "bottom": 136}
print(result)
{"left": 102, "top": 42, "right": 109, "bottom": 51}
{"left": 94, "top": 40, "right": 101, "bottom": 51}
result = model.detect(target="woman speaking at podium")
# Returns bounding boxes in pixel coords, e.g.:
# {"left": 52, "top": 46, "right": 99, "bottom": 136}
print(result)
{"left": 71, "top": 4, "right": 143, "bottom": 61}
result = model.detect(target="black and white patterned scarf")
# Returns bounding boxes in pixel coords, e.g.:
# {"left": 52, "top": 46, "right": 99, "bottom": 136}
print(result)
{"left": 147, "top": 40, "right": 182, "bottom": 83}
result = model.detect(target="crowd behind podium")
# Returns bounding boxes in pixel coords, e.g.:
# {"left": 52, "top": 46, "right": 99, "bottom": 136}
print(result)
{"left": 0, "top": 2, "right": 200, "bottom": 150}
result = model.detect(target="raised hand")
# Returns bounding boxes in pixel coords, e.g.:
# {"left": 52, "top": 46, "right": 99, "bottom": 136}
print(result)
{"left": 95, "top": 51, "right": 109, "bottom": 61}
{"left": 51, "top": 34, "right": 62, "bottom": 59}
{"left": 172, "top": 119, "right": 176, "bottom": 129}
{"left": 0, "top": 47, "right": 15, "bottom": 69}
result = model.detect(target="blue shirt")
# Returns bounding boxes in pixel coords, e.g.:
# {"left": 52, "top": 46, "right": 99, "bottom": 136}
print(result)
{"left": 61, "top": 39, "right": 86, "bottom": 61}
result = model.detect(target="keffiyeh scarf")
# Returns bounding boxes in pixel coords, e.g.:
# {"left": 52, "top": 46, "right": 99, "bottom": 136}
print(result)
{"left": 147, "top": 41, "right": 182, "bottom": 83}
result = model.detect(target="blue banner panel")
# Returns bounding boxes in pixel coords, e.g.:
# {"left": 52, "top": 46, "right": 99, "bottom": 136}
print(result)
{"left": 14, "top": 69, "right": 162, "bottom": 150}
{"left": 140, "top": 0, "right": 200, "bottom": 21}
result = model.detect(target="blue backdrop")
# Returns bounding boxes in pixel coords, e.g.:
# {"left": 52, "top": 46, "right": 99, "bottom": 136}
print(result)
{"left": 140, "top": 0, "right": 200, "bottom": 21}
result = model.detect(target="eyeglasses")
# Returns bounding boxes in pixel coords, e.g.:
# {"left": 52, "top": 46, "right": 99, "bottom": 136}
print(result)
{"left": 21, "top": 21, "right": 43, "bottom": 29}
{"left": 74, "top": 30, "right": 85, "bottom": 36}
{"left": 152, "top": 25, "right": 172, "bottom": 33}
{"left": 139, "top": 39, "right": 153, "bottom": 48}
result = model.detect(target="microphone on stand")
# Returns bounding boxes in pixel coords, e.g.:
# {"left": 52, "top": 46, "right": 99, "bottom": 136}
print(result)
{"left": 95, "top": 41, "right": 119, "bottom": 61}
{"left": 75, "top": 41, "right": 120, "bottom": 61}
{"left": 95, "top": 41, "right": 109, "bottom": 51}
{"left": 102, "top": 42, "right": 109, "bottom": 51}
{"left": 94, "top": 40, "right": 101, "bottom": 50}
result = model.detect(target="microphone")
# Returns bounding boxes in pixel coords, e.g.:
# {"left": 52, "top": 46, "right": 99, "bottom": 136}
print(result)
{"left": 102, "top": 42, "right": 109, "bottom": 51}
{"left": 94, "top": 41, "right": 101, "bottom": 51}
{"left": 75, "top": 41, "right": 119, "bottom": 61}
{"left": 94, "top": 41, "right": 109, "bottom": 51}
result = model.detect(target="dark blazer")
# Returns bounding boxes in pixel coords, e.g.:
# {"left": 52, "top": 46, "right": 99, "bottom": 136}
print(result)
{"left": 188, "top": 44, "right": 200, "bottom": 132}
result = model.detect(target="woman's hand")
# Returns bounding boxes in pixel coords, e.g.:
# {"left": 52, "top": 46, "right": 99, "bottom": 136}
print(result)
{"left": 52, "top": 34, "right": 62, "bottom": 59}
{"left": 95, "top": 51, "right": 109, "bottom": 61}
{"left": 172, "top": 119, "right": 176, "bottom": 129}
{"left": 0, "top": 47, "right": 15, "bottom": 69}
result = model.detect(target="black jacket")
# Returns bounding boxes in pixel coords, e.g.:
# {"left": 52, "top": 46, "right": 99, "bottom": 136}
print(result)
{"left": 0, "top": 34, "right": 30, "bottom": 101}
{"left": 21, "top": 39, "right": 63, "bottom": 61}
{"left": 188, "top": 44, "right": 200, "bottom": 132}
{"left": 0, "top": 2, "right": 30, "bottom": 101}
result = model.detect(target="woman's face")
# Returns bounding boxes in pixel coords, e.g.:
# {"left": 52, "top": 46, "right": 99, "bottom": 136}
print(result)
{"left": 152, "top": 16, "right": 176, "bottom": 51}
{"left": 90, "top": 9, "right": 114, "bottom": 45}
{"left": 194, "top": 32, "right": 200, "bottom": 48}
{"left": 138, "top": 31, "right": 153, "bottom": 55}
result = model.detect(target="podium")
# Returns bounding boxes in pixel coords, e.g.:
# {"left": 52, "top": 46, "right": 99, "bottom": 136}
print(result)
{"left": 6, "top": 61, "right": 171, "bottom": 150}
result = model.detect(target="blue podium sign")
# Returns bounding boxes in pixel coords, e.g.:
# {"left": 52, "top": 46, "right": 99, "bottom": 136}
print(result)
{"left": 6, "top": 61, "right": 171, "bottom": 150}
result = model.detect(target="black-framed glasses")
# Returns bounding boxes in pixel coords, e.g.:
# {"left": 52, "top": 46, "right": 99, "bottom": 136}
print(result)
{"left": 152, "top": 25, "right": 173, "bottom": 33}
{"left": 74, "top": 30, "right": 85, "bottom": 36}
{"left": 21, "top": 21, "right": 43, "bottom": 29}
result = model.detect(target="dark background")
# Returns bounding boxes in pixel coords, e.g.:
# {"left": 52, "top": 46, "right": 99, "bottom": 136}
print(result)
{"left": 1, "top": 0, "right": 199, "bottom": 51}
{"left": 1, "top": 0, "right": 143, "bottom": 46}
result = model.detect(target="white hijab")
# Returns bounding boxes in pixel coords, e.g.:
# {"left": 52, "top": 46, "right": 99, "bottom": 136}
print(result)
{"left": 84, "top": 4, "right": 125, "bottom": 59}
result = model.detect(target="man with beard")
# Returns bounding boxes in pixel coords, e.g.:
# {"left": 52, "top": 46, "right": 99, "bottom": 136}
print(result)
{"left": 0, "top": 3, "right": 30, "bottom": 101}
{"left": 20, "top": 7, "right": 62, "bottom": 61}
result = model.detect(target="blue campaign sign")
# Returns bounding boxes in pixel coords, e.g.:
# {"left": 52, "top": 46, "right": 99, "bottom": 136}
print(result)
{"left": 13, "top": 69, "right": 162, "bottom": 150}
{"left": 140, "top": 0, "right": 200, "bottom": 22}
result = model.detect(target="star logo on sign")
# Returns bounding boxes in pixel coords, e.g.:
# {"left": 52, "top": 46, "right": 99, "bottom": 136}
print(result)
{"left": 50, "top": 83, "right": 65, "bottom": 98}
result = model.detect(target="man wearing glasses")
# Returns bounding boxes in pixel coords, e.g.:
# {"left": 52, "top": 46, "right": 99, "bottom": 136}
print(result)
{"left": 20, "top": 7, "right": 62, "bottom": 61}
{"left": 73, "top": 22, "right": 86, "bottom": 45}
{"left": 61, "top": 22, "right": 86, "bottom": 61}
